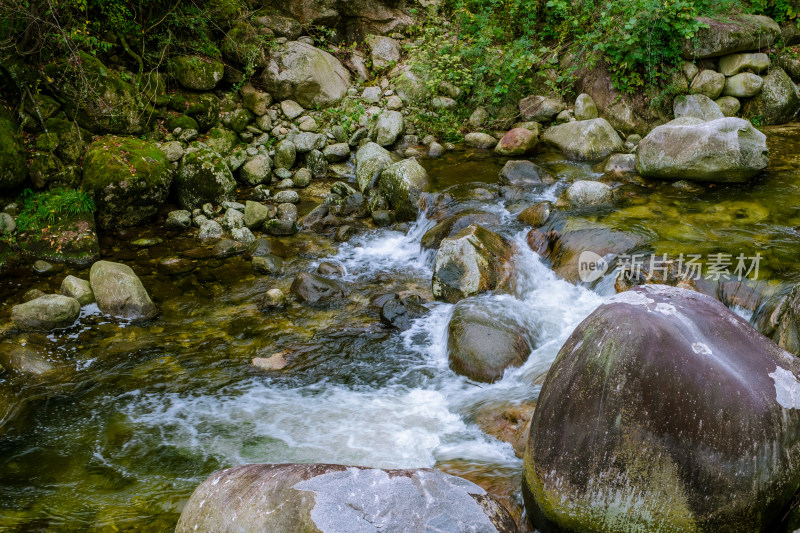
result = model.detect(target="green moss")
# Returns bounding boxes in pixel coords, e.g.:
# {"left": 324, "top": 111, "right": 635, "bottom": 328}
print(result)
{"left": 165, "top": 113, "right": 200, "bottom": 132}
{"left": 0, "top": 117, "right": 28, "bottom": 190}
{"left": 16, "top": 188, "right": 95, "bottom": 233}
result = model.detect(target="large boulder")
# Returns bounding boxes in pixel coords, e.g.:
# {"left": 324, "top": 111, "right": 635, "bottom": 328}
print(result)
{"left": 0, "top": 115, "right": 27, "bottom": 190}
{"left": 44, "top": 51, "right": 150, "bottom": 135}
{"left": 175, "top": 146, "right": 237, "bottom": 209}
{"left": 176, "top": 463, "right": 516, "bottom": 533}
{"left": 719, "top": 52, "right": 770, "bottom": 76}
{"left": 262, "top": 41, "right": 351, "bottom": 108}
{"left": 673, "top": 93, "right": 725, "bottom": 121}
{"left": 378, "top": 159, "right": 430, "bottom": 221}
{"left": 82, "top": 136, "right": 173, "bottom": 229}
{"left": 744, "top": 67, "right": 800, "bottom": 125}
{"left": 681, "top": 14, "right": 781, "bottom": 59}
{"left": 433, "top": 224, "right": 514, "bottom": 303}
{"left": 169, "top": 56, "right": 224, "bottom": 90}
{"left": 90, "top": 261, "right": 157, "bottom": 320}
{"left": 447, "top": 297, "right": 534, "bottom": 383}
{"left": 636, "top": 117, "right": 768, "bottom": 182}
{"left": 542, "top": 118, "right": 624, "bottom": 161}
{"left": 494, "top": 128, "right": 538, "bottom": 156}
{"left": 367, "top": 35, "right": 401, "bottom": 69}
{"left": 12, "top": 295, "right": 80, "bottom": 331}
{"left": 524, "top": 285, "right": 800, "bottom": 533}
{"left": 355, "top": 142, "right": 394, "bottom": 191}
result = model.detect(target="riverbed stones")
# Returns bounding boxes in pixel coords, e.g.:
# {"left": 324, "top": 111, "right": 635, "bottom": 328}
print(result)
{"left": 82, "top": 136, "right": 173, "bottom": 229}
{"left": 60, "top": 275, "right": 95, "bottom": 306}
{"left": 636, "top": 117, "right": 768, "bottom": 182}
{"left": 542, "top": 118, "right": 623, "bottom": 161}
{"left": 498, "top": 161, "right": 554, "bottom": 187}
{"left": 447, "top": 298, "right": 534, "bottom": 383}
{"left": 322, "top": 143, "right": 350, "bottom": 162}
{"left": 260, "top": 288, "right": 287, "bottom": 309}
{"left": 305, "top": 149, "right": 328, "bottom": 178}
{"left": 12, "top": 295, "right": 81, "bottom": 331}
{"left": 681, "top": 14, "right": 780, "bottom": 59}
{"left": 379, "top": 294, "right": 429, "bottom": 331}
{"left": 355, "top": 142, "right": 394, "bottom": 192}
{"left": 252, "top": 254, "right": 283, "bottom": 274}
{"left": 239, "top": 153, "right": 272, "bottom": 186}
{"left": 89, "top": 260, "right": 157, "bottom": 320}
{"left": 689, "top": 69, "right": 726, "bottom": 99}
{"left": 518, "top": 202, "right": 552, "bottom": 227}
{"left": 673, "top": 93, "right": 725, "bottom": 121}
{"left": 175, "top": 463, "right": 516, "bottom": 533}
{"left": 744, "top": 67, "right": 800, "bottom": 125}
{"left": 175, "top": 146, "right": 237, "bottom": 209}
{"left": 262, "top": 41, "right": 351, "bottom": 108}
{"left": 422, "top": 210, "right": 503, "bottom": 249}
{"left": 244, "top": 201, "right": 270, "bottom": 229}
{"left": 290, "top": 272, "right": 345, "bottom": 303}
{"left": 433, "top": 224, "right": 513, "bottom": 303}
{"left": 165, "top": 210, "right": 192, "bottom": 230}
{"left": 375, "top": 110, "right": 404, "bottom": 146}
{"left": 378, "top": 159, "right": 430, "bottom": 221}
{"left": 719, "top": 52, "right": 770, "bottom": 76}
{"left": 274, "top": 139, "right": 297, "bottom": 170}
{"left": 723, "top": 72, "right": 764, "bottom": 98}
{"left": 556, "top": 180, "right": 612, "bottom": 208}
{"left": 494, "top": 128, "right": 538, "bottom": 156}
{"left": 464, "top": 133, "right": 497, "bottom": 149}
{"left": 519, "top": 95, "right": 566, "bottom": 122}
{"left": 523, "top": 284, "right": 800, "bottom": 533}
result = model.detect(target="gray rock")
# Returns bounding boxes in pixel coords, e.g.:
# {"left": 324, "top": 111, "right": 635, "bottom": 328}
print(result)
{"left": 323, "top": 143, "right": 351, "bottom": 162}
{"left": 244, "top": 201, "right": 271, "bottom": 229}
{"left": 542, "top": 118, "right": 624, "bottom": 161}
{"left": 355, "top": 142, "right": 394, "bottom": 191}
{"left": 499, "top": 161, "right": 554, "bottom": 186}
{"left": 468, "top": 107, "right": 490, "bottom": 128}
{"left": 715, "top": 96, "right": 741, "bottom": 117}
{"left": 673, "top": 93, "right": 725, "bottom": 121}
{"left": 689, "top": 69, "right": 726, "bottom": 99}
{"left": 241, "top": 85, "right": 272, "bottom": 116}
{"left": 89, "top": 261, "right": 157, "bottom": 320}
{"left": 375, "top": 110, "right": 404, "bottom": 146}
{"left": 428, "top": 142, "right": 444, "bottom": 157}
{"left": 0, "top": 212, "right": 15, "bottom": 234}
{"left": 604, "top": 153, "right": 636, "bottom": 174}
{"left": 744, "top": 67, "right": 800, "bottom": 125}
{"left": 361, "top": 86, "right": 382, "bottom": 104}
{"left": 293, "top": 132, "right": 326, "bottom": 153}
{"left": 239, "top": 153, "right": 272, "bottom": 186}
{"left": 464, "top": 132, "right": 497, "bottom": 149}
{"left": 385, "top": 95, "right": 403, "bottom": 110}
{"left": 718, "top": 52, "right": 770, "bottom": 76}
{"left": 175, "top": 463, "right": 516, "bottom": 533}
{"left": 291, "top": 273, "right": 345, "bottom": 303}
{"left": 176, "top": 146, "right": 237, "bottom": 210}
{"left": 293, "top": 168, "right": 313, "bottom": 187}
{"left": 274, "top": 139, "right": 297, "bottom": 169}
{"left": 636, "top": 117, "right": 768, "bottom": 182}
{"left": 230, "top": 227, "right": 255, "bottom": 244}
{"left": 367, "top": 35, "right": 401, "bottom": 69}
{"left": 298, "top": 117, "right": 318, "bottom": 132}
{"left": 12, "top": 295, "right": 80, "bottom": 331}
{"left": 556, "top": 180, "right": 612, "bottom": 208}
{"left": 681, "top": 14, "right": 780, "bottom": 59}
{"left": 683, "top": 61, "right": 699, "bottom": 83}
{"left": 573, "top": 93, "right": 599, "bottom": 120}
{"left": 60, "top": 275, "right": 95, "bottom": 306}
{"left": 723, "top": 72, "right": 763, "bottom": 98}
{"left": 305, "top": 149, "right": 328, "bottom": 178}
{"left": 252, "top": 254, "right": 283, "bottom": 274}
{"left": 198, "top": 219, "right": 224, "bottom": 240}
{"left": 220, "top": 208, "right": 244, "bottom": 230}
{"left": 519, "top": 95, "right": 566, "bottom": 121}
{"left": 431, "top": 96, "right": 457, "bottom": 110}
{"left": 378, "top": 159, "right": 430, "bottom": 221}
{"left": 160, "top": 140, "right": 184, "bottom": 162}
{"left": 262, "top": 42, "right": 351, "bottom": 108}
{"left": 260, "top": 288, "right": 287, "bottom": 309}
{"left": 273, "top": 190, "right": 300, "bottom": 204}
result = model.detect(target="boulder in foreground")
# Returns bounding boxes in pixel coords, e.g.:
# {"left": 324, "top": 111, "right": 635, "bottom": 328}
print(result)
{"left": 90, "top": 261, "right": 157, "bottom": 320}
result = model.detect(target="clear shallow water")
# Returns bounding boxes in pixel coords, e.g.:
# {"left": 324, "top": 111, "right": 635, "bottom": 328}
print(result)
{"left": 1, "top": 128, "right": 800, "bottom": 531}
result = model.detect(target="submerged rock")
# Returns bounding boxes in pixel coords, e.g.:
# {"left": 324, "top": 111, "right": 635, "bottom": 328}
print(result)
{"left": 379, "top": 294, "right": 429, "bottom": 331}
{"left": 12, "top": 295, "right": 80, "bottom": 331}
{"left": 498, "top": 160, "right": 554, "bottom": 187}
{"left": 447, "top": 297, "right": 534, "bottom": 383}
{"left": 433, "top": 224, "right": 514, "bottom": 303}
{"left": 290, "top": 273, "right": 345, "bottom": 303}
{"left": 60, "top": 275, "right": 95, "bottom": 306}
{"left": 90, "top": 261, "right": 157, "bottom": 320}
{"left": 542, "top": 118, "right": 624, "bottom": 161}
{"left": 524, "top": 285, "right": 800, "bottom": 533}
{"left": 636, "top": 117, "right": 768, "bottom": 182}
{"left": 175, "top": 463, "right": 516, "bottom": 533}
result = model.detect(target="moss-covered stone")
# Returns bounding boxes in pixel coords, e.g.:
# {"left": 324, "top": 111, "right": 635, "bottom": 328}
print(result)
{"left": 28, "top": 152, "right": 82, "bottom": 189}
{"left": 0, "top": 115, "right": 28, "bottom": 190}
{"left": 169, "top": 56, "right": 224, "bottom": 91}
{"left": 206, "top": 127, "right": 240, "bottom": 156}
{"left": 165, "top": 113, "right": 199, "bottom": 132}
{"left": 82, "top": 136, "right": 173, "bottom": 229}
{"left": 175, "top": 146, "right": 237, "bottom": 209}
{"left": 168, "top": 91, "right": 220, "bottom": 132}
{"left": 378, "top": 158, "right": 429, "bottom": 221}
{"left": 43, "top": 51, "right": 151, "bottom": 135}
{"left": 42, "top": 118, "right": 92, "bottom": 164}
{"left": 17, "top": 212, "right": 100, "bottom": 267}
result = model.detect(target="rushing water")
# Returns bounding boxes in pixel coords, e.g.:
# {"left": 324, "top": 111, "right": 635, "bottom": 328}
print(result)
{"left": 1, "top": 128, "right": 800, "bottom": 531}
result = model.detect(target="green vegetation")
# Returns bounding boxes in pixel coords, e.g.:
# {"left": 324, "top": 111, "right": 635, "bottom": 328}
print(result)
{"left": 16, "top": 188, "right": 96, "bottom": 233}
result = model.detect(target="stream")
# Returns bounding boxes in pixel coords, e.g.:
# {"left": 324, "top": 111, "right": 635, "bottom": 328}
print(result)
{"left": 1, "top": 126, "right": 800, "bottom": 531}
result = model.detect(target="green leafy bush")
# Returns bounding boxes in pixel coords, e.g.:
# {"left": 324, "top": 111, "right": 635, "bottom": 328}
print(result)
{"left": 16, "top": 188, "right": 96, "bottom": 233}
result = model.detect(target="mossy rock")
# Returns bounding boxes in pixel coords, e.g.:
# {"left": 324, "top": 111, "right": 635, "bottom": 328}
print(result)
{"left": 168, "top": 91, "right": 220, "bottom": 132}
{"left": 43, "top": 51, "right": 152, "bottom": 135}
{"left": 28, "top": 152, "right": 82, "bottom": 189}
{"left": 17, "top": 212, "right": 100, "bottom": 267}
{"left": 165, "top": 113, "right": 200, "bottom": 132}
{"left": 82, "top": 136, "right": 173, "bottom": 229}
{"left": 0, "top": 116, "right": 28, "bottom": 190}
{"left": 169, "top": 56, "right": 224, "bottom": 91}
{"left": 175, "top": 146, "right": 236, "bottom": 209}
{"left": 42, "top": 118, "right": 92, "bottom": 164}
{"left": 222, "top": 21, "right": 267, "bottom": 68}
{"left": 206, "top": 127, "right": 240, "bottom": 156}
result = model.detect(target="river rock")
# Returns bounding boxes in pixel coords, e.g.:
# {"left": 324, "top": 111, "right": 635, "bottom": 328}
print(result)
{"left": 447, "top": 297, "right": 534, "bottom": 383}
{"left": 378, "top": 159, "right": 430, "bottom": 221}
{"left": 60, "top": 275, "right": 95, "bottom": 306}
{"left": 715, "top": 96, "right": 741, "bottom": 117}
{"left": 573, "top": 93, "right": 599, "bottom": 120}
{"left": 375, "top": 110, "right": 404, "bottom": 146}
{"left": 82, "top": 136, "right": 173, "bottom": 229}
{"left": 323, "top": 143, "right": 350, "bottom": 162}
{"left": 681, "top": 14, "right": 780, "bottom": 59}
{"left": 433, "top": 224, "right": 513, "bottom": 303}
{"left": 422, "top": 210, "right": 503, "bottom": 249}
{"left": 240, "top": 154, "right": 272, "bottom": 186}
{"left": 305, "top": 149, "right": 328, "bottom": 178}
{"left": 175, "top": 146, "right": 237, "bottom": 209}
{"left": 673, "top": 93, "right": 725, "bottom": 121}
{"left": 367, "top": 35, "right": 401, "bottom": 69}
{"left": 262, "top": 41, "right": 351, "bottom": 108}
{"left": 498, "top": 160, "right": 554, "bottom": 187}
{"left": 290, "top": 273, "right": 345, "bottom": 303}
{"left": 244, "top": 201, "right": 270, "bottom": 229}
{"left": 293, "top": 132, "right": 326, "bottom": 153}
{"left": 524, "top": 284, "right": 800, "bottom": 533}
{"left": 12, "top": 295, "right": 80, "bottom": 331}
{"left": 494, "top": 128, "right": 538, "bottom": 156}
{"left": 519, "top": 95, "right": 566, "bottom": 122}
{"left": 169, "top": 56, "right": 223, "bottom": 90}
{"left": 723, "top": 72, "right": 763, "bottom": 98}
{"left": 542, "top": 118, "right": 623, "bottom": 161}
{"left": 636, "top": 117, "right": 768, "bottom": 182}
{"left": 689, "top": 69, "right": 725, "bottom": 99}
{"left": 464, "top": 132, "right": 497, "bottom": 149}
{"left": 719, "top": 52, "right": 770, "bottom": 76}
{"left": 274, "top": 139, "right": 297, "bottom": 170}
{"left": 744, "top": 67, "right": 800, "bottom": 125}
{"left": 175, "top": 463, "right": 516, "bottom": 533}
{"left": 90, "top": 260, "right": 157, "bottom": 320}
{"left": 379, "top": 294, "right": 429, "bottom": 331}
{"left": 355, "top": 142, "right": 393, "bottom": 191}
{"left": 556, "top": 180, "right": 612, "bottom": 208}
